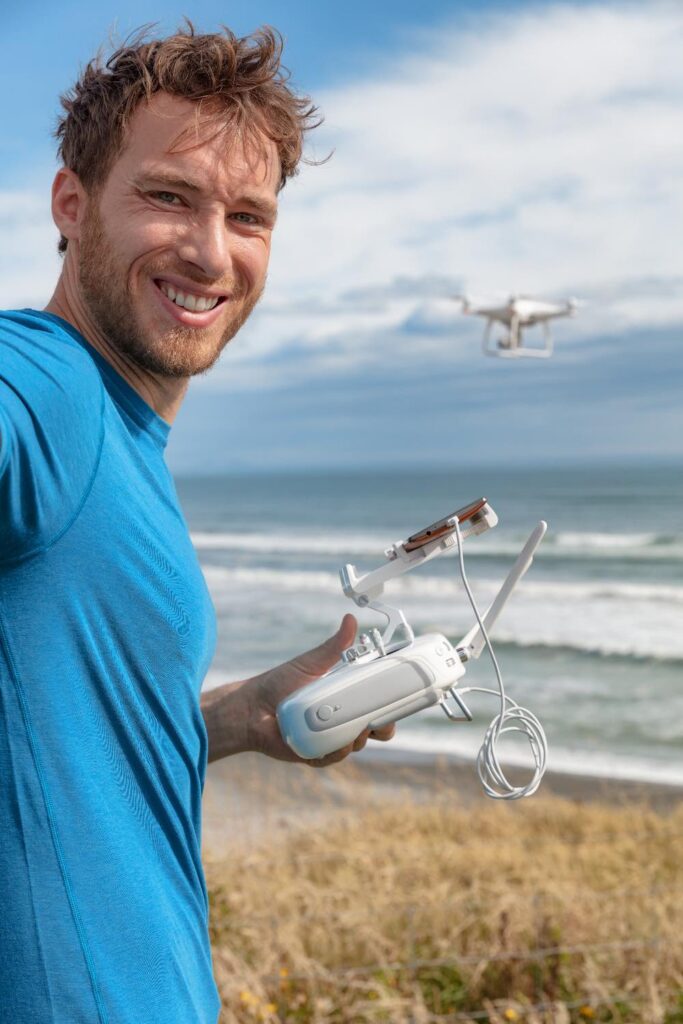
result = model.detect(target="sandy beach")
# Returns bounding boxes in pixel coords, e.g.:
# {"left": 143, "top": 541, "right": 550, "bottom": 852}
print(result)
{"left": 201, "top": 745, "right": 683, "bottom": 859}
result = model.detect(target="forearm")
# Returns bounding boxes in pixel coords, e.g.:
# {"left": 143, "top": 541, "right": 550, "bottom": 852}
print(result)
{"left": 200, "top": 678, "right": 253, "bottom": 764}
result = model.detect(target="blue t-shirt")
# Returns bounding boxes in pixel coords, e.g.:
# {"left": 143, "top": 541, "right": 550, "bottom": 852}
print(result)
{"left": 0, "top": 310, "right": 220, "bottom": 1023}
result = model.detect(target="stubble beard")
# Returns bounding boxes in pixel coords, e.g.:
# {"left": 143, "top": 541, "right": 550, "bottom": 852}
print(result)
{"left": 78, "top": 203, "right": 263, "bottom": 379}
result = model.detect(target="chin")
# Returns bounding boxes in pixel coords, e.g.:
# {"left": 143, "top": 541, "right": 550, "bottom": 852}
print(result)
{"left": 136, "top": 344, "right": 225, "bottom": 379}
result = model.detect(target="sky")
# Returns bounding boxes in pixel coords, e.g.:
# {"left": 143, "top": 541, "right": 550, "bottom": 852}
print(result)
{"left": 2, "top": 0, "right": 682, "bottom": 472}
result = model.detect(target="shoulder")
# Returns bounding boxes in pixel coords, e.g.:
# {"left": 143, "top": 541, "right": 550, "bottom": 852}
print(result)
{"left": 0, "top": 310, "right": 105, "bottom": 562}
{"left": 0, "top": 309, "right": 103, "bottom": 407}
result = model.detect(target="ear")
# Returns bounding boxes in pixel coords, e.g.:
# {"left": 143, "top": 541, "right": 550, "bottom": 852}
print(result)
{"left": 51, "top": 168, "right": 88, "bottom": 245}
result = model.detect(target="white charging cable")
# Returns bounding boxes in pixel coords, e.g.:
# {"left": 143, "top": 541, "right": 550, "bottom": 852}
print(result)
{"left": 452, "top": 519, "right": 547, "bottom": 800}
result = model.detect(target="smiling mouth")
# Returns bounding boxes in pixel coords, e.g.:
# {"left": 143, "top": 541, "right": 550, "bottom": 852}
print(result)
{"left": 154, "top": 278, "right": 227, "bottom": 313}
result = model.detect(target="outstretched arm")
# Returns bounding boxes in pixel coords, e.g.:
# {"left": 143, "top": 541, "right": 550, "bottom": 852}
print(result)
{"left": 200, "top": 614, "right": 396, "bottom": 765}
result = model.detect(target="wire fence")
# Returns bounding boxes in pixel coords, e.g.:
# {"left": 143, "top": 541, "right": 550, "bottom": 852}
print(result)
{"left": 262, "top": 936, "right": 662, "bottom": 984}
{"left": 215, "top": 881, "right": 677, "bottom": 1012}
{"left": 212, "top": 875, "right": 680, "bottom": 1019}
{"left": 219, "top": 941, "right": 669, "bottom": 1024}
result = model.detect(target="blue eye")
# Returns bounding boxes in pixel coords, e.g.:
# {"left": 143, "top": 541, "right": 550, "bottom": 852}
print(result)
{"left": 153, "top": 191, "right": 181, "bottom": 205}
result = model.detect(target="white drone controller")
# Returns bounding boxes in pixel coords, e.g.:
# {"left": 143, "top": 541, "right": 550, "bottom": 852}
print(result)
{"left": 277, "top": 499, "right": 549, "bottom": 799}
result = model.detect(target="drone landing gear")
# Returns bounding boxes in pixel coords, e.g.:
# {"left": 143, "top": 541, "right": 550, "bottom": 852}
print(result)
{"left": 482, "top": 317, "right": 554, "bottom": 359}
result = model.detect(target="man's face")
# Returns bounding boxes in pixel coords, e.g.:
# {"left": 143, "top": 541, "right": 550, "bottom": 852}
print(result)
{"left": 77, "top": 93, "right": 280, "bottom": 378}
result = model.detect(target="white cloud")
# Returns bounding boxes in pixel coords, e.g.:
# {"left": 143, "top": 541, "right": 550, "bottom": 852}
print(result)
{"left": 0, "top": 191, "right": 61, "bottom": 309}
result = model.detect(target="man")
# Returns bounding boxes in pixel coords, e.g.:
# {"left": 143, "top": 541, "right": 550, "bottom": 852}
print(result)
{"left": 0, "top": 24, "right": 394, "bottom": 1023}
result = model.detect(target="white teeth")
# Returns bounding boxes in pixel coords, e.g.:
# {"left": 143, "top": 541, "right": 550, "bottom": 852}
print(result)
{"left": 159, "top": 281, "right": 220, "bottom": 312}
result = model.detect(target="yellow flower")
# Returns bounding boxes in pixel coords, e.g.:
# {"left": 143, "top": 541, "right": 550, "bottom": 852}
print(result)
{"left": 579, "top": 1008, "right": 596, "bottom": 1020}
{"left": 504, "top": 1011, "right": 520, "bottom": 1022}
{"left": 239, "top": 990, "right": 255, "bottom": 1004}
{"left": 261, "top": 1005, "right": 277, "bottom": 1018}
{"left": 278, "top": 967, "right": 289, "bottom": 978}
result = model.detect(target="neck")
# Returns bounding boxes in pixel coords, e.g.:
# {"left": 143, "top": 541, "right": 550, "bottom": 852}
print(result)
{"left": 44, "top": 251, "right": 188, "bottom": 426}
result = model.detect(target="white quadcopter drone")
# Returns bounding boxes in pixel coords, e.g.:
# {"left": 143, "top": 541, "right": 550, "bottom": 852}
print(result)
{"left": 457, "top": 294, "right": 578, "bottom": 358}
{"left": 277, "top": 499, "right": 549, "bottom": 800}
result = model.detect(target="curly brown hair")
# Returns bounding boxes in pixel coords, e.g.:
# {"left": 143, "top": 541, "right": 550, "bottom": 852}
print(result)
{"left": 54, "top": 21, "right": 321, "bottom": 253}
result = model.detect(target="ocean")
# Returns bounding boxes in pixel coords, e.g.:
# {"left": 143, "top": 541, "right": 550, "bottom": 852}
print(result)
{"left": 175, "top": 463, "right": 683, "bottom": 787}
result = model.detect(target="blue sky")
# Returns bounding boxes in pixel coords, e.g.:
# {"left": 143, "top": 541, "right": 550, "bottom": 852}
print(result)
{"left": 2, "top": 0, "right": 496, "bottom": 179}
{"left": 2, "top": 1, "right": 682, "bottom": 472}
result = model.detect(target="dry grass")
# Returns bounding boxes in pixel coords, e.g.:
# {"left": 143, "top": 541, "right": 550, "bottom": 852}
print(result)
{"left": 203, "top": 780, "right": 683, "bottom": 1024}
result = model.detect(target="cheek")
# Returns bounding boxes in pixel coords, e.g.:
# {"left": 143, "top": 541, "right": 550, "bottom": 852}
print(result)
{"left": 129, "top": 219, "right": 175, "bottom": 256}
{"left": 111, "top": 221, "right": 178, "bottom": 283}
{"left": 239, "top": 236, "right": 271, "bottom": 286}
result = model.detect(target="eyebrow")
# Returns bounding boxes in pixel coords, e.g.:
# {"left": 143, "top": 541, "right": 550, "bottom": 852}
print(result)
{"left": 133, "top": 170, "right": 278, "bottom": 221}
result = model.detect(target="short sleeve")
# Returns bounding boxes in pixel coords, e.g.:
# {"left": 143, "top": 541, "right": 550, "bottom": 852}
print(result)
{"left": 0, "top": 313, "right": 104, "bottom": 563}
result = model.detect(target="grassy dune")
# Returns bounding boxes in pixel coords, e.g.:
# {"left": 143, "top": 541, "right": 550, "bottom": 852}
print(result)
{"left": 204, "top": 782, "right": 683, "bottom": 1024}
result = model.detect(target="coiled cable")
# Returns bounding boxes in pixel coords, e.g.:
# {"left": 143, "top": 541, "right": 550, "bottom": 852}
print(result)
{"left": 453, "top": 518, "right": 547, "bottom": 800}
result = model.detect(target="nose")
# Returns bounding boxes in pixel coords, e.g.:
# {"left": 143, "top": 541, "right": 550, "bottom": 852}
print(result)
{"left": 176, "top": 209, "right": 233, "bottom": 282}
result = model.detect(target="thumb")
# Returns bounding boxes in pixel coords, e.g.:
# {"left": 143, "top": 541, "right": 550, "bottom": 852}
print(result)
{"left": 325, "top": 612, "right": 357, "bottom": 655}
{"left": 295, "top": 613, "right": 358, "bottom": 678}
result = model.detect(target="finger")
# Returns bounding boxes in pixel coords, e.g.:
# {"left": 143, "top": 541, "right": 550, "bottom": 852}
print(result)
{"left": 369, "top": 724, "right": 396, "bottom": 742}
{"left": 305, "top": 726, "right": 370, "bottom": 767}
{"left": 352, "top": 733, "right": 368, "bottom": 752}
{"left": 306, "top": 744, "right": 355, "bottom": 768}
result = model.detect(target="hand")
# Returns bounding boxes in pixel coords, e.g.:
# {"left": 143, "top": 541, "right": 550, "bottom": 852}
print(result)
{"left": 243, "top": 613, "right": 396, "bottom": 766}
